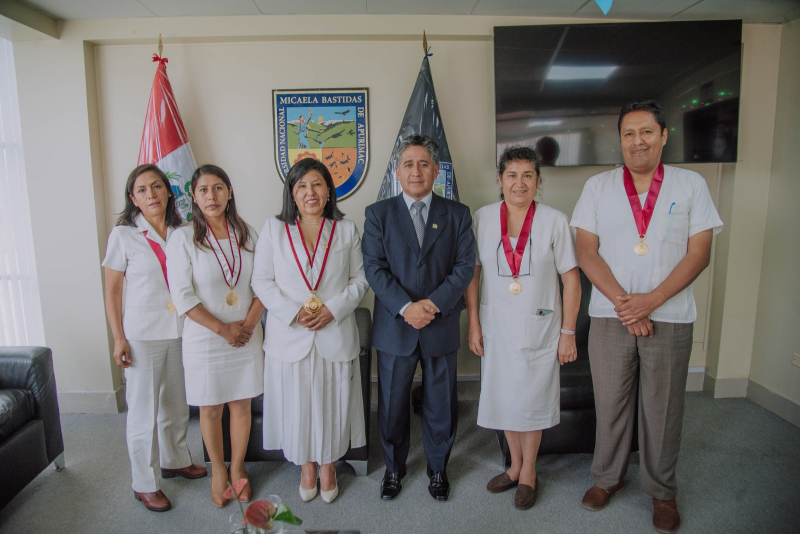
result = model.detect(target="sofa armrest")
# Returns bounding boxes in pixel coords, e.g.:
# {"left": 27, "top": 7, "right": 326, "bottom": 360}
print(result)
{"left": 0, "top": 346, "right": 64, "bottom": 463}
{"left": 354, "top": 307, "right": 372, "bottom": 354}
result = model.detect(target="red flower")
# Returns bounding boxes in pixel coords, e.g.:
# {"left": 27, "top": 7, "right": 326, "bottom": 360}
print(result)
{"left": 223, "top": 478, "right": 249, "bottom": 500}
{"left": 244, "top": 500, "right": 277, "bottom": 530}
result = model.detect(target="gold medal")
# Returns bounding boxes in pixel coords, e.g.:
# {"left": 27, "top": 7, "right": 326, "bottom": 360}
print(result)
{"left": 167, "top": 301, "right": 176, "bottom": 313}
{"left": 634, "top": 240, "right": 649, "bottom": 256}
{"left": 226, "top": 290, "right": 239, "bottom": 306}
{"left": 304, "top": 293, "right": 323, "bottom": 315}
{"left": 509, "top": 280, "right": 522, "bottom": 295}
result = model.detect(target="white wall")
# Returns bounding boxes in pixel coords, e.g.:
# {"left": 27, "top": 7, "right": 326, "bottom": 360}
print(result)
{"left": 704, "top": 24, "right": 783, "bottom": 398}
{"left": 10, "top": 14, "right": 790, "bottom": 414}
{"left": 748, "top": 19, "right": 800, "bottom": 426}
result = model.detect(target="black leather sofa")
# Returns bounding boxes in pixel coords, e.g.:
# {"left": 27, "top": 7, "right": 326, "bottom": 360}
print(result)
{"left": 0, "top": 346, "right": 65, "bottom": 509}
{"left": 204, "top": 307, "right": 372, "bottom": 476}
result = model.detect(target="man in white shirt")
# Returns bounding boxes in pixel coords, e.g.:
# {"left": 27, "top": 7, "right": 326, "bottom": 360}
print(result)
{"left": 570, "top": 100, "right": 723, "bottom": 534}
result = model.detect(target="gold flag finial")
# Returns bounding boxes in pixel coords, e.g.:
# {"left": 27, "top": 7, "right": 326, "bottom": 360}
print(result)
{"left": 158, "top": 33, "right": 163, "bottom": 57}
{"left": 423, "top": 30, "right": 427, "bottom": 52}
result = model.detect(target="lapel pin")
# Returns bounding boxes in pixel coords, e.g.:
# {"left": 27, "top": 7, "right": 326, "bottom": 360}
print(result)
{"left": 432, "top": 224, "right": 438, "bottom": 229}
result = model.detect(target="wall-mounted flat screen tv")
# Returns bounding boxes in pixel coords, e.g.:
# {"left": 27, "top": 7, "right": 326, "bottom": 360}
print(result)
{"left": 495, "top": 20, "right": 742, "bottom": 166}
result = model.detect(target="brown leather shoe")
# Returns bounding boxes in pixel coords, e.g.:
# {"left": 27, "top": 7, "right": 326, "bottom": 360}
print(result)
{"left": 653, "top": 498, "right": 681, "bottom": 533}
{"left": 161, "top": 464, "right": 208, "bottom": 479}
{"left": 514, "top": 476, "right": 538, "bottom": 510}
{"left": 134, "top": 490, "right": 172, "bottom": 512}
{"left": 582, "top": 480, "right": 625, "bottom": 511}
{"left": 487, "top": 472, "right": 519, "bottom": 493}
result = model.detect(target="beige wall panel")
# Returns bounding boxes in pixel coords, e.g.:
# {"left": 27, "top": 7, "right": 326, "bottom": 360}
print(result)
{"left": 750, "top": 19, "right": 800, "bottom": 406}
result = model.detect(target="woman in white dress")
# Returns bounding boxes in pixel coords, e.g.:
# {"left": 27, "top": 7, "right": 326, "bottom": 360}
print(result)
{"left": 252, "top": 158, "right": 368, "bottom": 504}
{"left": 103, "top": 164, "right": 207, "bottom": 513}
{"left": 166, "top": 164, "right": 265, "bottom": 508}
{"left": 465, "top": 146, "right": 581, "bottom": 510}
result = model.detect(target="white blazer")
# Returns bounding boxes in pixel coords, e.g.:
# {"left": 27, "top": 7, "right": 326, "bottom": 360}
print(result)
{"left": 251, "top": 217, "right": 368, "bottom": 363}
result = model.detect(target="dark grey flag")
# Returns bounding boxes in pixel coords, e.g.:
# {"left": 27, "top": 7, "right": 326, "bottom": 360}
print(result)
{"left": 376, "top": 52, "right": 459, "bottom": 202}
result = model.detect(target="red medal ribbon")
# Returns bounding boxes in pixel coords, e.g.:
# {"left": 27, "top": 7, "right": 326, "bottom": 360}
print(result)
{"left": 500, "top": 201, "right": 536, "bottom": 277}
{"left": 286, "top": 219, "right": 337, "bottom": 293}
{"left": 206, "top": 219, "right": 242, "bottom": 289}
{"left": 143, "top": 230, "right": 169, "bottom": 290}
{"left": 623, "top": 162, "right": 664, "bottom": 239}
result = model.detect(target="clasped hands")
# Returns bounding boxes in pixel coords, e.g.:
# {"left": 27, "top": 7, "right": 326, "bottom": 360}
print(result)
{"left": 297, "top": 305, "right": 334, "bottom": 331}
{"left": 403, "top": 299, "right": 437, "bottom": 330}
{"left": 219, "top": 320, "right": 255, "bottom": 347}
{"left": 614, "top": 291, "right": 666, "bottom": 337}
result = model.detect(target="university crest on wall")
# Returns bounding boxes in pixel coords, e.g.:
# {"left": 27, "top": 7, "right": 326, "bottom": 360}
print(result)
{"left": 273, "top": 88, "right": 369, "bottom": 201}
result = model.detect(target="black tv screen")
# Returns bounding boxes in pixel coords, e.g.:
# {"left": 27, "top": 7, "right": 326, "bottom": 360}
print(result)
{"left": 494, "top": 20, "right": 742, "bottom": 166}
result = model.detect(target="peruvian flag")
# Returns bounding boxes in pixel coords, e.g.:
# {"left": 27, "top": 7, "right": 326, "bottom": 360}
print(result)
{"left": 138, "top": 53, "right": 196, "bottom": 221}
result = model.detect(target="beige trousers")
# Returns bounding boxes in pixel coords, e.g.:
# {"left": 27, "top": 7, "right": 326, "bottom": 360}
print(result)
{"left": 588, "top": 318, "right": 693, "bottom": 500}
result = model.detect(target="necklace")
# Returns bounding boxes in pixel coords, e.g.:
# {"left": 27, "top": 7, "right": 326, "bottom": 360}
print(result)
{"left": 298, "top": 218, "right": 323, "bottom": 225}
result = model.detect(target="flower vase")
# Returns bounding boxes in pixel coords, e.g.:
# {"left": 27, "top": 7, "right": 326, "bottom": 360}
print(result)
{"left": 228, "top": 495, "right": 293, "bottom": 534}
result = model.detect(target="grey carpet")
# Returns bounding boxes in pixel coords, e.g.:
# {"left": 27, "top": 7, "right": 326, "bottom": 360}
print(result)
{"left": 1, "top": 394, "right": 798, "bottom": 533}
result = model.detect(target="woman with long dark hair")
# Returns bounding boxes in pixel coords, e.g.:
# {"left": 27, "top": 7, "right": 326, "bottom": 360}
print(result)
{"left": 102, "top": 164, "right": 207, "bottom": 513}
{"left": 166, "top": 164, "right": 265, "bottom": 507}
{"left": 252, "top": 158, "right": 368, "bottom": 504}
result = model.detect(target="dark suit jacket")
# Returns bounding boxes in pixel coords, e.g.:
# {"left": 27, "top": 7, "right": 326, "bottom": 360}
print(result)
{"left": 362, "top": 193, "right": 476, "bottom": 357}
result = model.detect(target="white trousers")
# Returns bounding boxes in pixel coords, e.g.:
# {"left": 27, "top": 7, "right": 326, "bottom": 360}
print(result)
{"left": 125, "top": 338, "right": 192, "bottom": 493}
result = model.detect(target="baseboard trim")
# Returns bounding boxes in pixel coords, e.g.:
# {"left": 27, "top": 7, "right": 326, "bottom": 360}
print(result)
{"left": 747, "top": 380, "right": 800, "bottom": 428}
{"left": 686, "top": 370, "right": 705, "bottom": 392}
{"left": 703, "top": 374, "right": 748, "bottom": 398}
{"left": 58, "top": 387, "right": 124, "bottom": 414}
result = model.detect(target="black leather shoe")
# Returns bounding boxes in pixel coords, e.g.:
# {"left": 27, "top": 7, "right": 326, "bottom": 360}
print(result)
{"left": 427, "top": 468, "right": 450, "bottom": 501}
{"left": 380, "top": 468, "right": 405, "bottom": 500}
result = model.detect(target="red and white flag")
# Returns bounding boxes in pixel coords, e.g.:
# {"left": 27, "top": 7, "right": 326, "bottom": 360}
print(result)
{"left": 138, "top": 53, "right": 196, "bottom": 221}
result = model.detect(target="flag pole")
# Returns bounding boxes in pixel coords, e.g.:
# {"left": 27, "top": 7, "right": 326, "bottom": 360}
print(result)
{"left": 422, "top": 30, "right": 427, "bottom": 52}
{"left": 158, "top": 33, "right": 163, "bottom": 58}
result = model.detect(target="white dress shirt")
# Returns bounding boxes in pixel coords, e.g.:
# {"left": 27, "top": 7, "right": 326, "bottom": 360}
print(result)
{"left": 399, "top": 191, "right": 435, "bottom": 316}
{"left": 570, "top": 165, "right": 723, "bottom": 323}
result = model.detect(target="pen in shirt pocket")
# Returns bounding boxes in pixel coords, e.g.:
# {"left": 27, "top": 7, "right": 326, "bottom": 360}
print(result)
{"left": 661, "top": 202, "right": 676, "bottom": 239}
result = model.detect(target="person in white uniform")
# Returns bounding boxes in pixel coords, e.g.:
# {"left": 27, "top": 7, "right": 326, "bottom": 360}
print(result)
{"left": 103, "top": 164, "right": 207, "bottom": 513}
{"left": 252, "top": 158, "right": 368, "bottom": 504}
{"left": 571, "top": 101, "right": 723, "bottom": 534}
{"left": 166, "top": 164, "right": 265, "bottom": 508}
{"left": 466, "top": 146, "right": 581, "bottom": 510}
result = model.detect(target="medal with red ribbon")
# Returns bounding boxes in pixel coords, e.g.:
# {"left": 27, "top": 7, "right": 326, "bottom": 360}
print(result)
{"left": 206, "top": 219, "right": 242, "bottom": 306}
{"left": 143, "top": 230, "right": 176, "bottom": 313}
{"left": 623, "top": 162, "right": 664, "bottom": 256}
{"left": 286, "top": 219, "right": 337, "bottom": 315}
{"left": 500, "top": 201, "right": 536, "bottom": 295}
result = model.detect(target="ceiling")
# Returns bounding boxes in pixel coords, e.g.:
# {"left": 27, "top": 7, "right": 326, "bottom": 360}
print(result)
{"left": 18, "top": 0, "right": 800, "bottom": 24}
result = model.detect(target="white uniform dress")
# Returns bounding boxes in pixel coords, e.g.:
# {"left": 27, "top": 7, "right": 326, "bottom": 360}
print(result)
{"left": 474, "top": 202, "right": 578, "bottom": 432}
{"left": 252, "top": 218, "right": 368, "bottom": 465}
{"left": 166, "top": 225, "right": 264, "bottom": 406}
{"left": 102, "top": 214, "right": 192, "bottom": 493}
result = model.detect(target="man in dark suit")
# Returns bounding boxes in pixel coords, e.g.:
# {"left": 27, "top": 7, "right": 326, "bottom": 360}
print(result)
{"left": 362, "top": 135, "right": 475, "bottom": 502}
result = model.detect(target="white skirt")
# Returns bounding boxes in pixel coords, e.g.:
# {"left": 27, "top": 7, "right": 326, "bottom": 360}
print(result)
{"left": 262, "top": 346, "right": 366, "bottom": 465}
{"left": 477, "top": 330, "right": 560, "bottom": 433}
{"left": 182, "top": 319, "right": 265, "bottom": 406}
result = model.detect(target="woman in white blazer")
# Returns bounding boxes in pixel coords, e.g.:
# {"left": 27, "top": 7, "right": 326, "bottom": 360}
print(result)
{"left": 252, "top": 158, "right": 368, "bottom": 504}
{"left": 102, "top": 164, "right": 207, "bottom": 513}
{"left": 166, "top": 164, "right": 265, "bottom": 508}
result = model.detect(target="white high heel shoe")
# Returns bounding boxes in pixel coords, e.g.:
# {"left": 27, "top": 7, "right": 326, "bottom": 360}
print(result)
{"left": 299, "top": 481, "right": 317, "bottom": 502}
{"left": 320, "top": 470, "right": 338, "bottom": 503}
